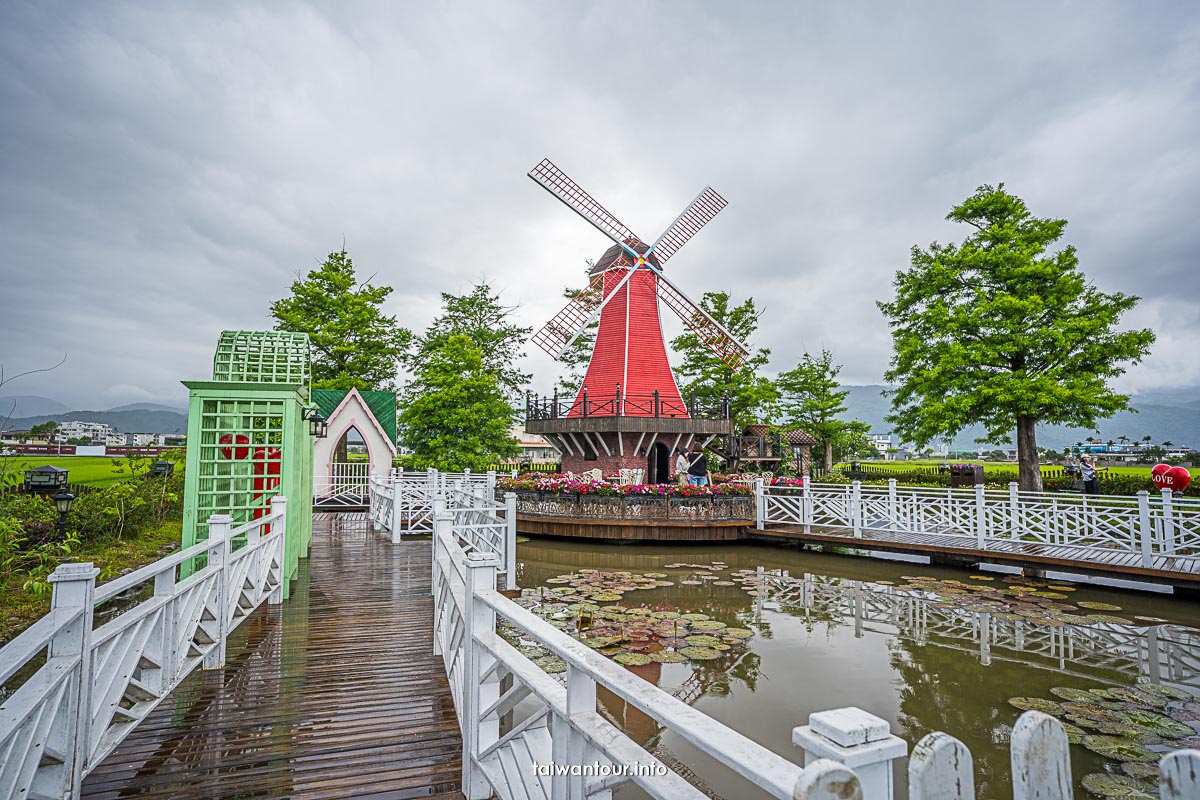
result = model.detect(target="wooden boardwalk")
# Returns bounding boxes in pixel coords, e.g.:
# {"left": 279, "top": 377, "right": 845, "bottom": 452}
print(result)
{"left": 752, "top": 523, "right": 1200, "bottom": 588}
{"left": 82, "top": 513, "right": 464, "bottom": 800}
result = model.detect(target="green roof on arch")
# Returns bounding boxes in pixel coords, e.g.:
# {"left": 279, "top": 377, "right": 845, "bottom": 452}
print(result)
{"left": 312, "top": 388, "right": 397, "bottom": 444}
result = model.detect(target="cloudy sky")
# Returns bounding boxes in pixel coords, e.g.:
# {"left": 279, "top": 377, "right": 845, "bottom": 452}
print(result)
{"left": 1, "top": 1, "right": 1197, "bottom": 410}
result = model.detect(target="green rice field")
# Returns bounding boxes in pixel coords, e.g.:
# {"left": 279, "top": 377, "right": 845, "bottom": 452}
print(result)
{"left": 3, "top": 455, "right": 143, "bottom": 487}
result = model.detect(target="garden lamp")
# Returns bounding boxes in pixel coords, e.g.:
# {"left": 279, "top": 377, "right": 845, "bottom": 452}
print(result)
{"left": 302, "top": 407, "right": 328, "bottom": 438}
{"left": 52, "top": 490, "right": 75, "bottom": 542}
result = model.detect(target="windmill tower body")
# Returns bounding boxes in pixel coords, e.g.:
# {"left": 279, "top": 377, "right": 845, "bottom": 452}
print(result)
{"left": 523, "top": 160, "right": 747, "bottom": 482}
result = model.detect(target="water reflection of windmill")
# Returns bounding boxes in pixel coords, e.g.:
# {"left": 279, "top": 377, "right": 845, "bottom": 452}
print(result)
{"left": 524, "top": 159, "right": 746, "bottom": 481}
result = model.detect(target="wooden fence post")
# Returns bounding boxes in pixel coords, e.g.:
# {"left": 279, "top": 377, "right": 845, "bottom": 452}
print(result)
{"left": 1011, "top": 711, "right": 1071, "bottom": 800}
{"left": 909, "top": 731, "right": 974, "bottom": 800}
{"left": 793, "top": 707, "right": 906, "bottom": 800}
{"left": 461, "top": 552, "right": 499, "bottom": 799}
{"left": 1137, "top": 491, "right": 1154, "bottom": 568}
{"left": 269, "top": 495, "right": 287, "bottom": 604}
{"left": 504, "top": 492, "right": 518, "bottom": 591}
{"left": 202, "top": 514, "right": 231, "bottom": 670}
{"left": 48, "top": 561, "right": 100, "bottom": 797}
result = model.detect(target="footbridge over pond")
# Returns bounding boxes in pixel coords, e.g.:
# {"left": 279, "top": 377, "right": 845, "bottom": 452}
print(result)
{"left": 3, "top": 472, "right": 1199, "bottom": 800}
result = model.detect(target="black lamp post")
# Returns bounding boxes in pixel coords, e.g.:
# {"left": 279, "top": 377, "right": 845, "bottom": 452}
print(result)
{"left": 52, "top": 490, "right": 75, "bottom": 541}
{"left": 302, "top": 407, "right": 328, "bottom": 438}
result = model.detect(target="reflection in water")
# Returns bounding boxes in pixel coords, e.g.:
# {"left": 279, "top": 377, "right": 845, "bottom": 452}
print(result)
{"left": 517, "top": 538, "right": 1200, "bottom": 800}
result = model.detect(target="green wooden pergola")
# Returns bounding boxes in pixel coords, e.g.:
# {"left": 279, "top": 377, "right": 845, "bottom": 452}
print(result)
{"left": 181, "top": 331, "right": 315, "bottom": 594}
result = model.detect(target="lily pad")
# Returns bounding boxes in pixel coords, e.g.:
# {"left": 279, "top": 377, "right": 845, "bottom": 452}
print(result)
{"left": 517, "top": 644, "right": 549, "bottom": 659}
{"left": 1106, "top": 688, "right": 1166, "bottom": 707}
{"left": 1138, "top": 683, "right": 1193, "bottom": 701}
{"left": 1078, "top": 601, "right": 1123, "bottom": 611}
{"left": 679, "top": 580, "right": 703, "bottom": 586}
{"left": 679, "top": 646, "right": 721, "bottom": 661}
{"left": 1119, "top": 762, "right": 1160, "bottom": 781}
{"left": 723, "top": 628, "right": 754, "bottom": 639}
{"left": 1080, "top": 735, "right": 1158, "bottom": 762}
{"left": 1051, "top": 687, "right": 1103, "bottom": 703}
{"left": 592, "top": 593, "right": 623, "bottom": 602}
{"left": 1079, "top": 773, "right": 1155, "bottom": 799}
{"left": 1088, "top": 614, "right": 1134, "bottom": 626}
{"left": 650, "top": 651, "right": 688, "bottom": 663}
{"left": 534, "top": 655, "right": 567, "bottom": 674}
{"left": 690, "top": 620, "right": 728, "bottom": 631}
{"left": 680, "top": 613, "right": 711, "bottom": 621}
{"left": 1115, "top": 709, "right": 1196, "bottom": 739}
{"left": 613, "top": 653, "right": 652, "bottom": 666}
{"left": 1008, "top": 697, "right": 1066, "bottom": 714}
{"left": 685, "top": 635, "right": 723, "bottom": 647}
{"left": 650, "top": 611, "right": 681, "bottom": 620}
{"left": 969, "top": 575, "right": 995, "bottom": 581}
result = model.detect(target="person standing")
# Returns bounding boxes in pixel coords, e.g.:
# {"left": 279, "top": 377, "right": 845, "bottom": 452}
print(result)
{"left": 1079, "top": 454, "right": 1107, "bottom": 495}
{"left": 686, "top": 446, "right": 709, "bottom": 487}
{"left": 674, "top": 451, "right": 689, "bottom": 486}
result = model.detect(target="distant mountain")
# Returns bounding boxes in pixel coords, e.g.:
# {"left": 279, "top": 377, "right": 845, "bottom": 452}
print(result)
{"left": 0, "top": 395, "right": 71, "bottom": 417}
{"left": 841, "top": 385, "right": 1200, "bottom": 451}
{"left": 3, "top": 409, "right": 188, "bottom": 436}
{"left": 106, "top": 402, "right": 187, "bottom": 414}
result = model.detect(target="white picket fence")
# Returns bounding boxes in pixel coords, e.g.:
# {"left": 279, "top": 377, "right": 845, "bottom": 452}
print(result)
{"left": 759, "top": 479, "right": 1200, "bottom": 569}
{"left": 313, "top": 461, "right": 371, "bottom": 508}
{"left": 0, "top": 497, "right": 289, "bottom": 800}
{"left": 431, "top": 494, "right": 1200, "bottom": 800}
{"left": 369, "top": 469, "right": 518, "bottom": 590}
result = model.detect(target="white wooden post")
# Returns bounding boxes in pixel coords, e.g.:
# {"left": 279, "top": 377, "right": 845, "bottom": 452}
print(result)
{"left": 887, "top": 479, "right": 897, "bottom": 529}
{"left": 755, "top": 477, "right": 765, "bottom": 530}
{"left": 851, "top": 482, "right": 862, "bottom": 538}
{"left": 1160, "top": 750, "right": 1200, "bottom": 800}
{"left": 974, "top": 484, "right": 987, "bottom": 550}
{"left": 793, "top": 761, "right": 864, "bottom": 800}
{"left": 431, "top": 509, "right": 451, "bottom": 656}
{"left": 1137, "top": 490, "right": 1154, "bottom": 567}
{"left": 908, "top": 731, "right": 974, "bottom": 800}
{"left": 1160, "top": 488, "right": 1176, "bottom": 553}
{"left": 504, "top": 491, "right": 518, "bottom": 591}
{"left": 203, "top": 514, "right": 231, "bottom": 670}
{"left": 269, "top": 496, "right": 287, "bottom": 604}
{"left": 47, "top": 561, "right": 100, "bottom": 796}
{"left": 793, "top": 707, "right": 906, "bottom": 800}
{"left": 1011, "top": 711, "right": 1071, "bottom": 800}
{"left": 802, "top": 475, "right": 813, "bottom": 524}
{"left": 461, "top": 551, "right": 499, "bottom": 799}
{"left": 1009, "top": 482, "right": 1020, "bottom": 536}
{"left": 554, "top": 664, "right": 598, "bottom": 800}
{"left": 391, "top": 472, "right": 403, "bottom": 544}
{"left": 486, "top": 469, "right": 496, "bottom": 495}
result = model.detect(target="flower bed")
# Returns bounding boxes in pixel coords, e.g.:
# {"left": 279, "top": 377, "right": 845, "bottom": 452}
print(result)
{"left": 497, "top": 473, "right": 752, "bottom": 497}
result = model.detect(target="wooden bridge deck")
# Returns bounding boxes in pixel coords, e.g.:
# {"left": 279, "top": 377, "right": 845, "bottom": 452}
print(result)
{"left": 82, "top": 513, "right": 464, "bottom": 800}
{"left": 752, "top": 523, "right": 1200, "bottom": 588}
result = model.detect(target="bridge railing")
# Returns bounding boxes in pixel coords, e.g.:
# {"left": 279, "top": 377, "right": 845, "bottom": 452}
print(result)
{"left": 432, "top": 493, "right": 1200, "bottom": 800}
{"left": 314, "top": 462, "right": 371, "bottom": 508}
{"left": 0, "top": 497, "right": 288, "bottom": 800}
{"left": 759, "top": 478, "right": 1200, "bottom": 568}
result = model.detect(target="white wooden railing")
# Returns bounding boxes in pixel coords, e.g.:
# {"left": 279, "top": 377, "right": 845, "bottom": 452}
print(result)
{"left": 759, "top": 478, "right": 1200, "bottom": 568}
{"left": 369, "top": 469, "right": 517, "bottom": 590}
{"left": 431, "top": 496, "right": 1199, "bottom": 800}
{"left": 0, "top": 497, "right": 289, "bottom": 800}
{"left": 314, "top": 462, "right": 371, "bottom": 508}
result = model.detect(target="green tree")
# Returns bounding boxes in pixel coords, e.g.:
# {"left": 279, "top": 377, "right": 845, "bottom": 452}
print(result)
{"left": 270, "top": 249, "right": 411, "bottom": 391}
{"left": 831, "top": 421, "right": 875, "bottom": 463}
{"left": 777, "top": 349, "right": 857, "bottom": 472}
{"left": 397, "top": 334, "right": 520, "bottom": 470}
{"left": 669, "top": 292, "right": 778, "bottom": 429}
{"left": 406, "top": 283, "right": 532, "bottom": 402}
{"left": 878, "top": 185, "right": 1155, "bottom": 491}
{"left": 29, "top": 421, "right": 58, "bottom": 440}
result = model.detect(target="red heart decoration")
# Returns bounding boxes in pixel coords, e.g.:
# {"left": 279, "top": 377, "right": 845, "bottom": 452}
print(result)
{"left": 1151, "top": 463, "right": 1171, "bottom": 481}
{"left": 219, "top": 433, "right": 251, "bottom": 461}
{"left": 1163, "top": 466, "right": 1192, "bottom": 493}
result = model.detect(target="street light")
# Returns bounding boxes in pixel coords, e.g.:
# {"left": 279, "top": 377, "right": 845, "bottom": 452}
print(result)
{"left": 52, "top": 490, "right": 75, "bottom": 542}
{"left": 302, "top": 407, "right": 328, "bottom": 438}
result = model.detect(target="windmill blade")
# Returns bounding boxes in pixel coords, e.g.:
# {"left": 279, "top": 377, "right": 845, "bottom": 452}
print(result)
{"left": 652, "top": 268, "right": 750, "bottom": 371}
{"left": 649, "top": 186, "right": 728, "bottom": 264}
{"left": 530, "top": 267, "right": 639, "bottom": 359}
{"left": 529, "top": 159, "right": 641, "bottom": 256}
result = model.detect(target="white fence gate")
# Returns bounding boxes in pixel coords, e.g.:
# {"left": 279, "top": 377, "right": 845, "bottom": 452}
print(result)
{"left": 313, "top": 461, "right": 371, "bottom": 508}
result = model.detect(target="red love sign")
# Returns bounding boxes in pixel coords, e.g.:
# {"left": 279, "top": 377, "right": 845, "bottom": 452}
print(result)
{"left": 219, "top": 433, "right": 251, "bottom": 461}
{"left": 1151, "top": 464, "right": 1192, "bottom": 493}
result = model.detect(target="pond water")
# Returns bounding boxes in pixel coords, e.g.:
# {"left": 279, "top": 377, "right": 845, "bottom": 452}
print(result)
{"left": 516, "top": 537, "right": 1200, "bottom": 800}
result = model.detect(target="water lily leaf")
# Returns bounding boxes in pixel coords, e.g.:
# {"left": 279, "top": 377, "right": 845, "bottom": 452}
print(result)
{"left": 969, "top": 575, "right": 994, "bottom": 581}
{"left": 1080, "top": 735, "right": 1158, "bottom": 762}
{"left": 680, "top": 613, "right": 711, "bottom": 621}
{"left": 650, "top": 611, "right": 680, "bottom": 620}
{"left": 592, "top": 593, "right": 623, "bottom": 602}
{"left": 679, "top": 646, "right": 721, "bottom": 660}
{"left": 1114, "top": 709, "right": 1195, "bottom": 739}
{"left": 1119, "top": 762, "right": 1160, "bottom": 781}
{"left": 613, "top": 653, "right": 652, "bottom": 666}
{"left": 625, "top": 608, "right": 654, "bottom": 616}
{"left": 534, "top": 655, "right": 567, "bottom": 674}
{"left": 653, "top": 581, "right": 676, "bottom": 587}
{"left": 1078, "top": 601, "right": 1123, "bottom": 611}
{"left": 1048, "top": 584, "right": 1077, "bottom": 591}
{"left": 1051, "top": 687, "right": 1103, "bottom": 703}
{"left": 517, "top": 644, "right": 548, "bottom": 659}
{"left": 1106, "top": 688, "right": 1167, "bottom": 707}
{"left": 690, "top": 620, "right": 728, "bottom": 631}
{"left": 723, "top": 628, "right": 754, "bottom": 639}
{"left": 685, "top": 635, "right": 723, "bottom": 647}
{"left": 650, "top": 651, "right": 688, "bottom": 663}
{"left": 1087, "top": 614, "right": 1134, "bottom": 626}
{"left": 1008, "top": 697, "right": 1065, "bottom": 714}
{"left": 643, "top": 572, "right": 668, "bottom": 578}
{"left": 1138, "top": 683, "right": 1192, "bottom": 701}
{"left": 1080, "top": 773, "right": 1155, "bottom": 798}
{"left": 714, "top": 581, "right": 736, "bottom": 586}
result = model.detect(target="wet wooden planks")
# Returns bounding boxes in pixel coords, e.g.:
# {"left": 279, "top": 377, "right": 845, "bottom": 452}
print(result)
{"left": 752, "top": 523, "right": 1200, "bottom": 587}
{"left": 82, "top": 512, "right": 464, "bottom": 800}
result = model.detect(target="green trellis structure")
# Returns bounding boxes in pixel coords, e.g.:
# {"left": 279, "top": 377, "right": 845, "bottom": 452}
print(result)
{"left": 181, "top": 331, "right": 315, "bottom": 596}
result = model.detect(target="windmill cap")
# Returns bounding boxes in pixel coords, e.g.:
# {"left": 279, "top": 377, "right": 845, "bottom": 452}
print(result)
{"left": 591, "top": 240, "right": 662, "bottom": 275}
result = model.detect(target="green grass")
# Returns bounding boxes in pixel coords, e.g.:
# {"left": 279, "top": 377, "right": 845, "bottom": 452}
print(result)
{"left": 4, "top": 455, "right": 142, "bottom": 487}
{"left": 0, "top": 519, "right": 183, "bottom": 644}
{"left": 845, "top": 459, "right": 1162, "bottom": 477}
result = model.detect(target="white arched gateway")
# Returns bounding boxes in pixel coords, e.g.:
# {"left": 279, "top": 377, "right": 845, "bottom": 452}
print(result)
{"left": 312, "top": 387, "right": 396, "bottom": 507}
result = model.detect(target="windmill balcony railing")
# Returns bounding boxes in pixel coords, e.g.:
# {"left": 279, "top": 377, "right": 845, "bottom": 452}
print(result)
{"left": 525, "top": 389, "right": 730, "bottom": 421}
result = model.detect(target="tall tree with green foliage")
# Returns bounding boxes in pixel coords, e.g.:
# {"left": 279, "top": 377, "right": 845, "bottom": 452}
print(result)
{"left": 670, "top": 292, "right": 778, "bottom": 430}
{"left": 777, "top": 349, "right": 854, "bottom": 472}
{"left": 270, "top": 249, "right": 411, "bottom": 392}
{"left": 406, "top": 283, "right": 532, "bottom": 402}
{"left": 878, "top": 185, "right": 1155, "bottom": 491}
{"left": 397, "top": 334, "right": 520, "bottom": 470}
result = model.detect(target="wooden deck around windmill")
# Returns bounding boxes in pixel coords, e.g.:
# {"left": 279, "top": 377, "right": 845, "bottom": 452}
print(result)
{"left": 750, "top": 522, "right": 1200, "bottom": 589}
{"left": 81, "top": 513, "right": 464, "bottom": 800}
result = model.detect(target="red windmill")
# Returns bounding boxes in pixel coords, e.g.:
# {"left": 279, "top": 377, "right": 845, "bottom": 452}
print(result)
{"left": 524, "top": 159, "right": 749, "bottom": 481}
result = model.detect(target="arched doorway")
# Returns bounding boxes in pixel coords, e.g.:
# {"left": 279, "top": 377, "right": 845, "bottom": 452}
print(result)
{"left": 647, "top": 442, "right": 670, "bottom": 485}
{"left": 332, "top": 426, "right": 367, "bottom": 468}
